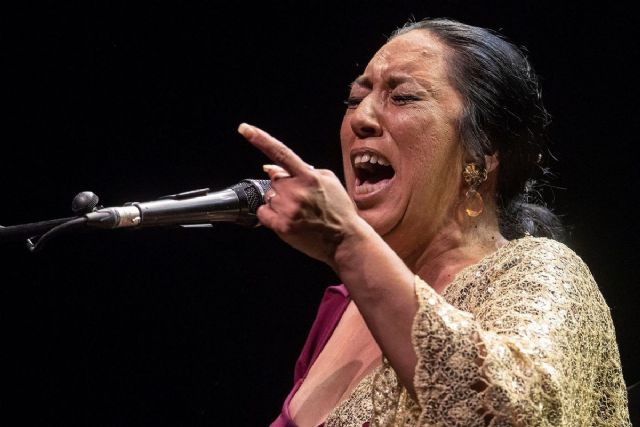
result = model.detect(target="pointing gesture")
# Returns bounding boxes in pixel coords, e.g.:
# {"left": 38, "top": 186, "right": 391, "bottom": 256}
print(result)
{"left": 238, "top": 123, "right": 315, "bottom": 177}
{"left": 237, "top": 123, "right": 366, "bottom": 267}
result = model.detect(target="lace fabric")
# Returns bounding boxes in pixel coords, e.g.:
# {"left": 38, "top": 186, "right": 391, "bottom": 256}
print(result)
{"left": 326, "top": 237, "right": 631, "bottom": 426}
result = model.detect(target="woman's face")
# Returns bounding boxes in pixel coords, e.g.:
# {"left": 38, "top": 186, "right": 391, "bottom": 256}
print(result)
{"left": 340, "top": 30, "right": 466, "bottom": 255}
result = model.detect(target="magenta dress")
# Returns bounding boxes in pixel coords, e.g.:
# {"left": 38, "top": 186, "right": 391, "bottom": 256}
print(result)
{"left": 270, "top": 285, "right": 370, "bottom": 427}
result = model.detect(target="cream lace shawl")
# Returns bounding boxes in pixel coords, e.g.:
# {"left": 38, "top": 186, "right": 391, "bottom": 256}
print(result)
{"left": 326, "top": 237, "right": 631, "bottom": 426}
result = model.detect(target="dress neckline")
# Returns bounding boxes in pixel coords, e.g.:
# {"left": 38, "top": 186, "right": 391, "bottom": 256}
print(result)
{"left": 281, "top": 285, "right": 351, "bottom": 427}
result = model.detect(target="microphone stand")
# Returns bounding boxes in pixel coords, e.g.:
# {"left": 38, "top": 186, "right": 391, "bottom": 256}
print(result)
{"left": 0, "top": 191, "right": 100, "bottom": 252}
{"left": 1, "top": 179, "right": 269, "bottom": 252}
{"left": 0, "top": 217, "right": 81, "bottom": 240}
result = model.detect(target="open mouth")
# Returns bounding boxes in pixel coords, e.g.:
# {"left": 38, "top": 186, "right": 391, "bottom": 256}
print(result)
{"left": 352, "top": 150, "right": 395, "bottom": 195}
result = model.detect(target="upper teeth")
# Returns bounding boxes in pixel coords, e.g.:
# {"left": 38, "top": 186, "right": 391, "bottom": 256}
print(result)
{"left": 354, "top": 152, "right": 390, "bottom": 166}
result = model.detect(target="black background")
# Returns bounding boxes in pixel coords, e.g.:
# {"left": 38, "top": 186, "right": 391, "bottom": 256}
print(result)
{"left": 1, "top": 1, "right": 638, "bottom": 425}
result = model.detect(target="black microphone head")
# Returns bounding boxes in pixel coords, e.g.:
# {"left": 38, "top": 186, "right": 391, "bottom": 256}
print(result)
{"left": 230, "top": 179, "right": 271, "bottom": 226}
{"left": 72, "top": 191, "right": 100, "bottom": 214}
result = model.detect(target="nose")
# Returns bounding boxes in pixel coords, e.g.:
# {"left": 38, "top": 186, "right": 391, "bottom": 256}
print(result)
{"left": 349, "top": 96, "right": 382, "bottom": 138}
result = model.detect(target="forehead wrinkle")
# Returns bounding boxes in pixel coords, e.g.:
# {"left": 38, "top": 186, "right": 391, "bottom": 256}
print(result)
{"left": 352, "top": 34, "right": 452, "bottom": 95}
{"left": 369, "top": 44, "right": 444, "bottom": 81}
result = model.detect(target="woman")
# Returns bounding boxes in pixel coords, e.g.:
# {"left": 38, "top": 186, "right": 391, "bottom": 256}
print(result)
{"left": 239, "top": 19, "right": 631, "bottom": 426}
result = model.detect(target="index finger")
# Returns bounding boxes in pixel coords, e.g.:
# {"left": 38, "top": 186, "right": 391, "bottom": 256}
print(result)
{"left": 238, "top": 123, "right": 313, "bottom": 176}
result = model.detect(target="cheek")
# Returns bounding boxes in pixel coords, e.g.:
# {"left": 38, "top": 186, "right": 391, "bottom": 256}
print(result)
{"left": 392, "top": 115, "right": 441, "bottom": 171}
{"left": 388, "top": 106, "right": 441, "bottom": 148}
{"left": 396, "top": 118, "right": 464, "bottom": 200}
{"left": 405, "top": 107, "right": 460, "bottom": 159}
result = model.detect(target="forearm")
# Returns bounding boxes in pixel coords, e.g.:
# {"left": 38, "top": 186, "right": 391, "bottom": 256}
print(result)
{"left": 332, "top": 217, "right": 419, "bottom": 397}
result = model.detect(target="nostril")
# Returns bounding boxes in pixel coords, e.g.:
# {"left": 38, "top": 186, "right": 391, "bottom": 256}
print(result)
{"left": 351, "top": 117, "right": 382, "bottom": 138}
{"left": 359, "top": 125, "right": 378, "bottom": 136}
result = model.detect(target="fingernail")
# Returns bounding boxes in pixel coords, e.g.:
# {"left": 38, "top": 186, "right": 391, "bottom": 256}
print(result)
{"left": 263, "top": 164, "right": 278, "bottom": 172}
{"left": 238, "top": 123, "right": 255, "bottom": 139}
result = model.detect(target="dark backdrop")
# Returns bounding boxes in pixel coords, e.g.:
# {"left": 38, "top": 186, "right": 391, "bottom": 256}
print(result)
{"left": 1, "top": 1, "right": 638, "bottom": 425}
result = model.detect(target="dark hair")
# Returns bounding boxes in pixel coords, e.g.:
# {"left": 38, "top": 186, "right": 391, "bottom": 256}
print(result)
{"left": 391, "top": 18, "right": 564, "bottom": 240}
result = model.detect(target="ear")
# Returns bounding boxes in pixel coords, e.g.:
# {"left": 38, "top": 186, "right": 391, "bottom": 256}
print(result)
{"left": 484, "top": 153, "right": 499, "bottom": 174}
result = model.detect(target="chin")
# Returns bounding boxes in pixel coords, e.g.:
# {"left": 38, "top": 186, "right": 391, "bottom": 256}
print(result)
{"left": 356, "top": 207, "right": 400, "bottom": 238}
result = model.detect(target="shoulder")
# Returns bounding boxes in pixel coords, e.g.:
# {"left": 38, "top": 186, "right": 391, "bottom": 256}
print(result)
{"left": 499, "top": 236, "right": 581, "bottom": 264}
{"left": 448, "top": 236, "right": 606, "bottom": 315}
{"left": 483, "top": 236, "right": 593, "bottom": 283}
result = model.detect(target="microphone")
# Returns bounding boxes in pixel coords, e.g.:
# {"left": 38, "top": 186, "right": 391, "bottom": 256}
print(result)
{"left": 85, "top": 179, "right": 271, "bottom": 229}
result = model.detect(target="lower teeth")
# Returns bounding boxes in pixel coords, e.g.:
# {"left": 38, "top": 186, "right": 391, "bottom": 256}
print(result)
{"left": 355, "top": 179, "right": 389, "bottom": 194}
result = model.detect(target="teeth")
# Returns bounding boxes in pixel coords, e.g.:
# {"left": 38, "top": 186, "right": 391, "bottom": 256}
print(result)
{"left": 354, "top": 180, "right": 391, "bottom": 195}
{"left": 353, "top": 151, "right": 391, "bottom": 166}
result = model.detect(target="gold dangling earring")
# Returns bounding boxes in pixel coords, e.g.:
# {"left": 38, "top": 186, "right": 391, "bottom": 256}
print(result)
{"left": 462, "top": 163, "right": 488, "bottom": 217}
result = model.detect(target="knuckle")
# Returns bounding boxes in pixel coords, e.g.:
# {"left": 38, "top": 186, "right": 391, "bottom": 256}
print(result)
{"left": 303, "top": 173, "right": 320, "bottom": 186}
{"left": 256, "top": 209, "right": 271, "bottom": 227}
{"left": 318, "top": 169, "right": 335, "bottom": 179}
{"left": 273, "top": 146, "right": 291, "bottom": 165}
{"left": 280, "top": 202, "right": 302, "bottom": 221}
{"left": 292, "top": 188, "right": 312, "bottom": 205}
{"left": 277, "top": 221, "right": 292, "bottom": 235}
{"left": 288, "top": 206, "right": 304, "bottom": 221}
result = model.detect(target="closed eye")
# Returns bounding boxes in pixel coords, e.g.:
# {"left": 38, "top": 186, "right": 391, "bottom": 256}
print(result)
{"left": 391, "top": 94, "right": 421, "bottom": 105}
{"left": 344, "top": 97, "right": 363, "bottom": 109}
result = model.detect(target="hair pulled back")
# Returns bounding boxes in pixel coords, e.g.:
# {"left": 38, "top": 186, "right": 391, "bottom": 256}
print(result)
{"left": 391, "top": 19, "right": 564, "bottom": 240}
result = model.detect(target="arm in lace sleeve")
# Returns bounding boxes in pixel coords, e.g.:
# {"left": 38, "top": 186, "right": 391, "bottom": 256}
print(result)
{"left": 411, "top": 238, "right": 630, "bottom": 426}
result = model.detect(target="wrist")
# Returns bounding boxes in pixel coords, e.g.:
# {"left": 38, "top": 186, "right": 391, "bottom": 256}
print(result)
{"left": 330, "top": 215, "right": 378, "bottom": 273}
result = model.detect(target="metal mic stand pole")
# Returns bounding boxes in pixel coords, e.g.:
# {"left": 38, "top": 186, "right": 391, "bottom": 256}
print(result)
{"left": 0, "top": 191, "right": 102, "bottom": 252}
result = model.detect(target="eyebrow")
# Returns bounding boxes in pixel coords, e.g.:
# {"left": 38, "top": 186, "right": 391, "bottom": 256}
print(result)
{"left": 351, "top": 75, "right": 372, "bottom": 89}
{"left": 351, "top": 74, "right": 418, "bottom": 90}
{"left": 387, "top": 75, "right": 413, "bottom": 89}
